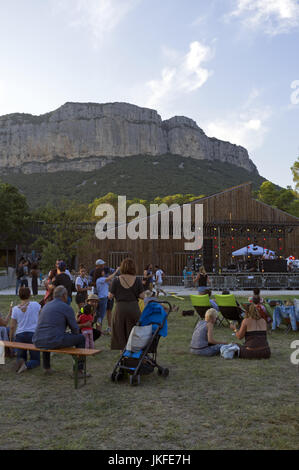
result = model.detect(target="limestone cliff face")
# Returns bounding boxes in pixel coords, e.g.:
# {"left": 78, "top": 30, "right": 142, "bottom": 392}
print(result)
{"left": 0, "top": 102, "right": 257, "bottom": 174}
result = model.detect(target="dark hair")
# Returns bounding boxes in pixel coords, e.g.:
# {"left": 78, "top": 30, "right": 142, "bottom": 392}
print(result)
{"left": 120, "top": 258, "right": 136, "bottom": 275}
{"left": 31, "top": 263, "right": 38, "bottom": 270}
{"left": 253, "top": 288, "right": 260, "bottom": 295}
{"left": 19, "top": 286, "right": 31, "bottom": 300}
{"left": 252, "top": 296, "right": 261, "bottom": 305}
{"left": 222, "top": 289, "right": 230, "bottom": 295}
{"left": 94, "top": 268, "right": 105, "bottom": 281}
{"left": 204, "top": 289, "right": 212, "bottom": 297}
{"left": 48, "top": 269, "right": 56, "bottom": 280}
{"left": 83, "top": 304, "right": 92, "bottom": 315}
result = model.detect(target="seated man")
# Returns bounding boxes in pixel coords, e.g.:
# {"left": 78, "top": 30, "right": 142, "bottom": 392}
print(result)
{"left": 33, "top": 286, "right": 87, "bottom": 376}
{"left": 202, "top": 289, "right": 219, "bottom": 312}
{"left": 272, "top": 300, "right": 298, "bottom": 331}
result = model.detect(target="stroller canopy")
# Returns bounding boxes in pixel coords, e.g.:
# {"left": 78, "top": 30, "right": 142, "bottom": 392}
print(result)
{"left": 139, "top": 302, "right": 168, "bottom": 337}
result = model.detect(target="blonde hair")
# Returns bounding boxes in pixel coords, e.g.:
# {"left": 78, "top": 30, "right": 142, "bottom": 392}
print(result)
{"left": 285, "top": 300, "right": 294, "bottom": 307}
{"left": 245, "top": 304, "right": 261, "bottom": 321}
{"left": 200, "top": 266, "right": 206, "bottom": 275}
{"left": 205, "top": 308, "right": 218, "bottom": 322}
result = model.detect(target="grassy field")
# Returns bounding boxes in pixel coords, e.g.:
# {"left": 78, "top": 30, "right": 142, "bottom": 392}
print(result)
{"left": 0, "top": 294, "right": 298, "bottom": 450}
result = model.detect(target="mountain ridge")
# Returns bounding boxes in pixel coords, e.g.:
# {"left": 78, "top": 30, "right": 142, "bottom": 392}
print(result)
{"left": 0, "top": 101, "right": 257, "bottom": 174}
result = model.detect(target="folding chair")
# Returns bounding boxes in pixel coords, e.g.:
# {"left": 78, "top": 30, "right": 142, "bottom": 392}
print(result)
{"left": 214, "top": 294, "right": 243, "bottom": 327}
{"left": 190, "top": 295, "right": 211, "bottom": 320}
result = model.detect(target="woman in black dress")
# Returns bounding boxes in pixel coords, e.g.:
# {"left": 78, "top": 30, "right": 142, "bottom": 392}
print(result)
{"left": 109, "top": 258, "right": 145, "bottom": 350}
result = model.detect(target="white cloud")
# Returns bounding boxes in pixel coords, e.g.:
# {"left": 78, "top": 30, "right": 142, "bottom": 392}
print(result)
{"left": 204, "top": 92, "right": 271, "bottom": 152}
{"left": 229, "top": 0, "right": 299, "bottom": 35}
{"left": 55, "top": 0, "right": 139, "bottom": 42}
{"left": 146, "top": 41, "right": 214, "bottom": 109}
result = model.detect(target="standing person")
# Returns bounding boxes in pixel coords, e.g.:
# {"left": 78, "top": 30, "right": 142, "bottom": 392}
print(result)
{"left": 30, "top": 263, "right": 39, "bottom": 296}
{"left": 77, "top": 304, "right": 95, "bottom": 349}
{"left": 53, "top": 259, "right": 72, "bottom": 279}
{"left": 15, "top": 261, "right": 27, "bottom": 295}
{"left": 90, "top": 259, "right": 106, "bottom": 288}
{"left": 109, "top": 258, "right": 145, "bottom": 350}
{"left": 95, "top": 267, "right": 119, "bottom": 326}
{"left": 143, "top": 264, "right": 153, "bottom": 290}
{"left": 41, "top": 269, "right": 56, "bottom": 307}
{"left": 154, "top": 265, "right": 167, "bottom": 297}
{"left": 33, "top": 286, "right": 86, "bottom": 376}
{"left": 193, "top": 266, "right": 209, "bottom": 293}
{"left": 75, "top": 265, "right": 91, "bottom": 304}
{"left": 51, "top": 261, "right": 73, "bottom": 305}
{"left": 9, "top": 287, "right": 41, "bottom": 373}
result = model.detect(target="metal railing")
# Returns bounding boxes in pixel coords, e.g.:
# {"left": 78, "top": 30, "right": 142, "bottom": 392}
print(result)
{"left": 138, "top": 273, "right": 299, "bottom": 290}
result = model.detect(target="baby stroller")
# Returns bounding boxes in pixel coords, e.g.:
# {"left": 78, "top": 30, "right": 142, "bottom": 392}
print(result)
{"left": 111, "top": 300, "right": 171, "bottom": 386}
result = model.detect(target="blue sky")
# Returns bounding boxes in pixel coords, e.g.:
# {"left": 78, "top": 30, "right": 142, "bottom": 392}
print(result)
{"left": 0, "top": 0, "right": 299, "bottom": 187}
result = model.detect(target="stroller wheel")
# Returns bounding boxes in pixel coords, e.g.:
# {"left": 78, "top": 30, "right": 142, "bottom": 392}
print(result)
{"left": 129, "top": 375, "right": 140, "bottom": 386}
{"left": 111, "top": 371, "right": 124, "bottom": 383}
{"left": 158, "top": 368, "right": 169, "bottom": 378}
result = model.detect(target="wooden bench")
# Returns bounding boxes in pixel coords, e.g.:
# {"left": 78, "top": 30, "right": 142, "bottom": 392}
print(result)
{"left": 2, "top": 341, "right": 103, "bottom": 389}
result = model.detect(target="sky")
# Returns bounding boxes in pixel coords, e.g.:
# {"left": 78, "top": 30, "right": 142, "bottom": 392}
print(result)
{"left": 0, "top": 0, "right": 299, "bottom": 188}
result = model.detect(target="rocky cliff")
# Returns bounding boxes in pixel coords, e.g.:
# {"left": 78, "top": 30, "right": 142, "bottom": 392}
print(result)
{"left": 0, "top": 102, "right": 257, "bottom": 174}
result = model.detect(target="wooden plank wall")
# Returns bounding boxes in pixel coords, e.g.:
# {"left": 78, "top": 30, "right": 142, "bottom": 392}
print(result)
{"left": 78, "top": 184, "right": 299, "bottom": 274}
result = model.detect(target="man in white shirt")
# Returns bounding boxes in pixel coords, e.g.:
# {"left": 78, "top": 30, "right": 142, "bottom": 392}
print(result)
{"left": 154, "top": 265, "right": 167, "bottom": 297}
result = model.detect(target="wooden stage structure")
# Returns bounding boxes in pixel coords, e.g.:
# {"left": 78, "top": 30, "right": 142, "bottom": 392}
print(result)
{"left": 77, "top": 183, "right": 299, "bottom": 275}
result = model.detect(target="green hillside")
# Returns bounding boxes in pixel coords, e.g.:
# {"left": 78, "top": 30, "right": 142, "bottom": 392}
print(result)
{"left": 1, "top": 155, "right": 266, "bottom": 208}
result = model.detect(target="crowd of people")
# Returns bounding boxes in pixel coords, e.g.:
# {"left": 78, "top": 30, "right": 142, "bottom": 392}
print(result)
{"left": 0, "top": 259, "right": 298, "bottom": 378}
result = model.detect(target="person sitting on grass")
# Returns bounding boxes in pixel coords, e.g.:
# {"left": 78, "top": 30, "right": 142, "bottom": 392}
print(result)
{"left": 272, "top": 300, "right": 298, "bottom": 332}
{"left": 230, "top": 304, "right": 271, "bottom": 359}
{"left": 33, "top": 286, "right": 87, "bottom": 377}
{"left": 10, "top": 287, "right": 41, "bottom": 374}
{"left": 190, "top": 308, "right": 226, "bottom": 356}
{"left": 248, "top": 288, "right": 264, "bottom": 304}
{"left": 202, "top": 289, "right": 219, "bottom": 312}
{"left": 252, "top": 296, "right": 272, "bottom": 327}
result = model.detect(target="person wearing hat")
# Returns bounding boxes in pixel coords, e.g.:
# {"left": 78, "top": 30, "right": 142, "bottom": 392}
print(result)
{"left": 51, "top": 261, "right": 73, "bottom": 305}
{"left": 89, "top": 259, "right": 106, "bottom": 286}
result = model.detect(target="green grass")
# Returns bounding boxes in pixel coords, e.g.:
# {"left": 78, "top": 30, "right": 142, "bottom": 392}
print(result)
{"left": 0, "top": 294, "right": 298, "bottom": 450}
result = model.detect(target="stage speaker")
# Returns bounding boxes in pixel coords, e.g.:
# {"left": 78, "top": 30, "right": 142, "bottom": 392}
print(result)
{"left": 203, "top": 239, "right": 213, "bottom": 273}
{"left": 262, "top": 259, "right": 287, "bottom": 273}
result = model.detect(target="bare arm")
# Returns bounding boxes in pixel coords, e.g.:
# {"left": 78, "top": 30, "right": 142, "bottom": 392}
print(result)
{"left": 235, "top": 320, "right": 247, "bottom": 340}
{"left": 9, "top": 318, "right": 17, "bottom": 341}
{"left": 105, "top": 268, "right": 119, "bottom": 283}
